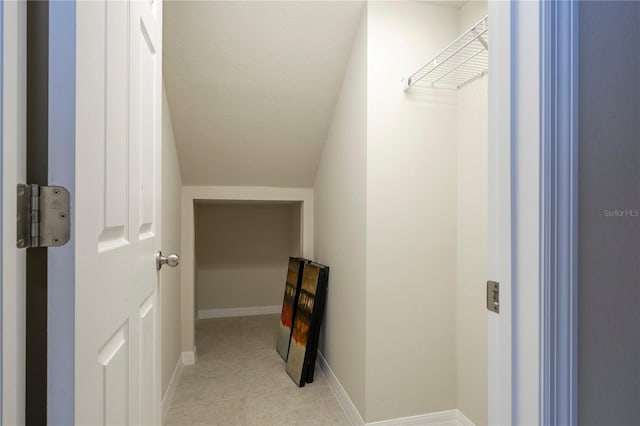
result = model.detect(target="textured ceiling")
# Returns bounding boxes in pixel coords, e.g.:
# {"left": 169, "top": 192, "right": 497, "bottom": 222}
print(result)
{"left": 163, "top": 1, "right": 364, "bottom": 187}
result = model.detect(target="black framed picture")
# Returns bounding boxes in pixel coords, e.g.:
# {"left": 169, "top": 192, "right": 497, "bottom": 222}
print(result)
{"left": 276, "top": 257, "right": 307, "bottom": 361}
{"left": 285, "top": 262, "right": 329, "bottom": 386}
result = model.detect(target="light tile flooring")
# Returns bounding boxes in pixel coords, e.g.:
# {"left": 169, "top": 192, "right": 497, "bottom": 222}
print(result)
{"left": 165, "top": 314, "right": 351, "bottom": 426}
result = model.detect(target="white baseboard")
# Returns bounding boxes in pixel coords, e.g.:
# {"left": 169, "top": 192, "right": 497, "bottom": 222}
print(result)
{"left": 182, "top": 347, "right": 197, "bottom": 365}
{"left": 366, "top": 409, "right": 461, "bottom": 426}
{"left": 455, "top": 410, "right": 475, "bottom": 426}
{"left": 317, "top": 351, "right": 365, "bottom": 426}
{"left": 161, "top": 355, "right": 184, "bottom": 424}
{"left": 198, "top": 305, "right": 281, "bottom": 319}
{"left": 317, "top": 351, "right": 475, "bottom": 426}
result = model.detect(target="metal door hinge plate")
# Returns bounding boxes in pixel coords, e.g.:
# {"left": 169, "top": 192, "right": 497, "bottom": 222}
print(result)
{"left": 487, "top": 280, "right": 499, "bottom": 313}
{"left": 17, "top": 184, "right": 70, "bottom": 248}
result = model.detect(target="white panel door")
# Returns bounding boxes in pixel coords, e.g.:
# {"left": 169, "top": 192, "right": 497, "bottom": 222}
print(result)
{"left": 76, "top": 0, "right": 162, "bottom": 424}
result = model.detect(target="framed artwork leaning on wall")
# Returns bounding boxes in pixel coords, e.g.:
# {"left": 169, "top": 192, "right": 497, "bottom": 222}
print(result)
{"left": 285, "top": 262, "right": 329, "bottom": 387}
{"left": 276, "top": 257, "right": 308, "bottom": 361}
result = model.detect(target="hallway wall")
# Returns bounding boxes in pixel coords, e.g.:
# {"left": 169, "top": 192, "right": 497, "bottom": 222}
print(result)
{"left": 578, "top": 2, "right": 640, "bottom": 424}
{"left": 194, "top": 202, "right": 301, "bottom": 311}
{"left": 161, "top": 86, "right": 183, "bottom": 397}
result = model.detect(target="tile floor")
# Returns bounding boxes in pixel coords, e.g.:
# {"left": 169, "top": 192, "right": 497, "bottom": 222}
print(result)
{"left": 165, "top": 314, "right": 351, "bottom": 426}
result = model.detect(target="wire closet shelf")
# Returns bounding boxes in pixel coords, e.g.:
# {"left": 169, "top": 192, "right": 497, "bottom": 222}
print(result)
{"left": 404, "top": 15, "right": 489, "bottom": 90}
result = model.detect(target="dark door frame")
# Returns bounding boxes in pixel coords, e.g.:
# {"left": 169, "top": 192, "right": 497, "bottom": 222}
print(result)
{"left": 26, "top": 1, "right": 49, "bottom": 424}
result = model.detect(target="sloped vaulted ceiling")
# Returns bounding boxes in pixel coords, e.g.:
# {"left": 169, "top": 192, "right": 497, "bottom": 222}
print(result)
{"left": 163, "top": 1, "right": 364, "bottom": 187}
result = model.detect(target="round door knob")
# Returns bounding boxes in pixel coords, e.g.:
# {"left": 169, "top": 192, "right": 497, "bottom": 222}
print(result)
{"left": 156, "top": 251, "right": 180, "bottom": 270}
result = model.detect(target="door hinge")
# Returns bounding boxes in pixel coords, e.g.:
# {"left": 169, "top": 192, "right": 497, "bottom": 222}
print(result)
{"left": 487, "top": 280, "right": 499, "bottom": 313}
{"left": 17, "top": 184, "right": 70, "bottom": 248}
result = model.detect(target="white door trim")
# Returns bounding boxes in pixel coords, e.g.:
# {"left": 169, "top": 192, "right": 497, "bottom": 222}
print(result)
{"left": 487, "top": 1, "right": 513, "bottom": 424}
{"left": 47, "top": 1, "right": 76, "bottom": 423}
{"left": 540, "top": 1, "right": 579, "bottom": 425}
{"left": 0, "top": 3, "right": 4, "bottom": 419}
{"left": 496, "top": 1, "right": 580, "bottom": 424}
{"left": 489, "top": 1, "right": 545, "bottom": 424}
{"left": 2, "top": 2, "right": 27, "bottom": 424}
{"left": 511, "top": 1, "right": 543, "bottom": 424}
{"left": 180, "top": 185, "right": 313, "bottom": 355}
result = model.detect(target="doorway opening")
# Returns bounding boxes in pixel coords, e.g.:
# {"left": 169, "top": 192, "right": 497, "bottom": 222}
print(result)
{"left": 165, "top": 0, "right": 501, "bottom": 424}
{"left": 166, "top": 199, "right": 350, "bottom": 425}
{"left": 193, "top": 200, "right": 302, "bottom": 320}
{"left": 180, "top": 187, "right": 314, "bottom": 360}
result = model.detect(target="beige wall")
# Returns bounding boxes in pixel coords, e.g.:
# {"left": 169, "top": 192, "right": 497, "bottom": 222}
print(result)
{"left": 456, "top": 4, "right": 488, "bottom": 426}
{"left": 160, "top": 86, "right": 183, "bottom": 396}
{"left": 194, "top": 202, "right": 301, "bottom": 310}
{"left": 365, "top": 2, "right": 459, "bottom": 421}
{"left": 313, "top": 4, "right": 368, "bottom": 418}
{"left": 459, "top": 0, "right": 488, "bottom": 29}
{"left": 290, "top": 203, "right": 302, "bottom": 257}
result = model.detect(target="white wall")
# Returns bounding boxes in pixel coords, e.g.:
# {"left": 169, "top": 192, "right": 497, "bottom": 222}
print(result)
{"left": 313, "top": 4, "right": 367, "bottom": 418}
{"left": 194, "top": 202, "right": 300, "bottom": 310}
{"left": 456, "top": 4, "right": 488, "bottom": 426}
{"left": 365, "top": 3, "right": 459, "bottom": 422}
{"left": 160, "top": 86, "right": 183, "bottom": 397}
